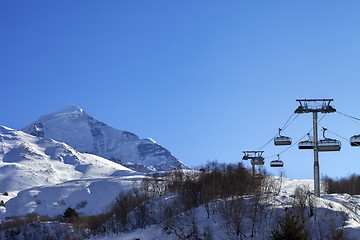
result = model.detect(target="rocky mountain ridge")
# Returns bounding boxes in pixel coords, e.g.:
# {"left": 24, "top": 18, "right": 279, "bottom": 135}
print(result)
{"left": 22, "top": 105, "right": 188, "bottom": 172}
{"left": 0, "top": 125, "right": 135, "bottom": 193}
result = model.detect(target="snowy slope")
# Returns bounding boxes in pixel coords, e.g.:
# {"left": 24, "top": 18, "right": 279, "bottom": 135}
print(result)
{"left": 3, "top": 173, "right": 360, "bottom": 239}
{"left": 88, "top": 178, "right": 360, "bottom": 240}
{"left": 0, "top": 125, "right": 135, "bottom": 194}
{"left": 22, "top": 105, "right": 187, "bottom": 172}
{"left": 1, "top": 176, "right": 143, "bottom": 220}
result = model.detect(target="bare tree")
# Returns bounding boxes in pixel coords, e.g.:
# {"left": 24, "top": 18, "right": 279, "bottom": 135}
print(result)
{"left": 274, "top": 170, "right": 285, "bottom": 195}
{"left": 163, "top": 205, "right": 201, "bottom": 240}
{"left": 292, "top": 185, "right": 309, "bottom": 222}
{"left": 220, "top": 197, "right": 246, "bottom": 239}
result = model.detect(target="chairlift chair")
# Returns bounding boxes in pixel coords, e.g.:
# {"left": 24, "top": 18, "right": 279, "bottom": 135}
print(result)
{"left": 251, "top": 157, "right": 265, "bottom": 165}
{"left": 270, "top": 155, "right": 284, "bottom": 167}
{"left": 317, "top": 128, "right": 341, "bottom": 152}
{"left": 270, "top": 160, "right": 284, "bottom": 167}
{"left": 243, "top": 151, "right": 264, "bottom": 165}
{"left": 274, "top": 128, "right": 292, "bottom": 146}
{"left": 350, "top": 134, "right": 360, "bottom": 146}
{"left": 298, "top": 133, "right": 314, "bottom": 149}
{"left": 318, "top": 139, "right": 341, "bottom": 151}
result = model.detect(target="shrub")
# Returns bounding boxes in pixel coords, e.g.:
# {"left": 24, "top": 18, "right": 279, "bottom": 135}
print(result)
{"left": 76, "top": 200, "right": 88, "bottom": 209}
{"left": 57, "top": 199, "right": 66, "bottom": 205}
{"left": 78, "top": 213, "right": 111, "bottom": 234}
{"left": 63, "top": 207, "right": 79, "bottom": 222}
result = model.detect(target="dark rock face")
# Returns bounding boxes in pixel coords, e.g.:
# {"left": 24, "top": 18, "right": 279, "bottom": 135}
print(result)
{"left": 137, "top": 140, "right": 172, "bottom": 158}
{"left": 88, "top": 116, "right": 106, "bottom": 154}
{"left": 27, "top": 123, "right": 44, "bottom": 137}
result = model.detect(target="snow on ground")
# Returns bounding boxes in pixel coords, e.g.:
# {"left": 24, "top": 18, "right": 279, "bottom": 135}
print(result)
{"left": 1, "top": 172, "right": 360, "bottom": 239}
{"left": 90, "top": 225, "right": 178, "bottom": 240}
{"left": 88, "top": 177, "right": 360, "bottom": 240}
{"left": 0, "top": 126, "right": 145, "bottom": 220}
{"left": 1, "top": 129, "right": 360, "bottom": 240}
{"left": 1, "top": 175, "right": 144, "bottom": 220}
{"left": 0, "top": 126, "right": 136, "bottom": 194}
{"left": 280, "top": 177, "right": 314, "bottom": 194}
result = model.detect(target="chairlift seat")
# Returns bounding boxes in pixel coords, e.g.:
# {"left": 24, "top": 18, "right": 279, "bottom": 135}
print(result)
{"left": 274, "top": 136, "right": 292, "bottom": 146}
{"left": 251, "top": 157, "right": 264, "bottom": 165}
{"left": 318, "top": 139, "right": 341, "bottom": 151}
{"left": 298, "top": 140, "right": 314, "bottom": 149}
{"left": 270, "top": 160, "right": 284, "bottom": 167}
{"left": 350, "top": 135, "right": 360, "bottom": 147}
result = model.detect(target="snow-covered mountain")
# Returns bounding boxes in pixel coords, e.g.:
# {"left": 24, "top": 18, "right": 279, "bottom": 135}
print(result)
{"left": 0, "top": 125, "right": 135, "bottom": 193}
{"left": 22, "top": 105, "right": 188, "bottom": 172}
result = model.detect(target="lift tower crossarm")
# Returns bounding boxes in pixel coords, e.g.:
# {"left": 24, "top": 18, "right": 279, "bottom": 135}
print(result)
{"left": 294, "top": 99, "right": 336, "bottom": 197}
{"left": 295, "top": 99, "right": 336, "bottom": 114}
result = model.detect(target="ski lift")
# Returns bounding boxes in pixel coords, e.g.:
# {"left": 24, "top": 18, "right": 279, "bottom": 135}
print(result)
{"left": 318, "top": 128, "right": 341, "bottom": 152}
{"left": 243, "top": 151, "right": 264, "bottom": 165}
{"left": 251, "top": 157, "right": 265, "bottom": 165}
{"left": 274, "top": 128, "right": 292, "bottom": 146}
{"left": 298, "top": 133, "right": 314, "bottom": 149}
{"left": 270, "top": 154, "right": 284, "bottom": 167}
{"left": 350, "top": 134, "right": 360, "bottom": 146}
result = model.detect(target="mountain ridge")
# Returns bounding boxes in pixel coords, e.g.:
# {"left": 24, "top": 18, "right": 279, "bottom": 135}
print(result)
{"left": 0, "top": 125, "right": 135, "bottom": 193}
{"left": 21, "top": 105, "right": 188, "bottom": 172}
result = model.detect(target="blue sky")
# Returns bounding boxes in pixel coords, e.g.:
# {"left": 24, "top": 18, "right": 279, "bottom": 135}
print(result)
{"left": 2, "top": 1, "right": 360, "bottom": 179}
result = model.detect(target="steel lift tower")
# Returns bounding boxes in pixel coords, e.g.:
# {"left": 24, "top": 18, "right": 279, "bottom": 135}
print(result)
{"left": 242, "top": 151, "right": 265, "bottom": 177}
{"left": 295, "top": 99, "right": 336, "bottom": 197}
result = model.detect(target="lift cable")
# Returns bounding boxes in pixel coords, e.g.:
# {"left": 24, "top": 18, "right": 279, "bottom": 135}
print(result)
{"left": 336, "top": 110, "right": 360, "bottom": 126}
{"left": 335, "top": 110, "right": 360, "bottom": 146}
{"left": 281, "top": 112, "right": 296, "bottom": 131}
{"left": 264, "top": 132, "right": 309, "bottom": 159}
{"left": 304, "top": 113, "right": 351, "bottom": 143}
{"left": 256, "top": 112, "right": 298, "bottom": 151}
{"left": 264, "top": 114, "right": 327, "bottom": 159}
{"left": 256, "top": 134, "right": 277, "bottom": 151}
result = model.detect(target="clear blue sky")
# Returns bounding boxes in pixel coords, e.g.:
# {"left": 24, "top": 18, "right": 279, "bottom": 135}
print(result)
{"left": 2, "top": 1, "right": 360, "bottom": 180}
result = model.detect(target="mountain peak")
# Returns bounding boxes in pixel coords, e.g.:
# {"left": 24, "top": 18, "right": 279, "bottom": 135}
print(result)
{"left": 59, "top": 104, "right": 84, "bottom": 114}
{"left": 21, "top": 106, "right": 188, "bottom": 172}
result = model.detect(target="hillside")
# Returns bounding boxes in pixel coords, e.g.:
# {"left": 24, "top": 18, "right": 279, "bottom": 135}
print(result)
{"left": 2, "top": 118, "right": 360, "bottom": 239}
{"left": 88, "top": 177, "right": 360, "bottom": 240}
{"left": 0, "top": 126, "right": 135, "bottom": 192}
{"left": 2, "top": 176, "right": 143, "bottom": 220}
{"left": 2, "top": 165, "right": 360, "bottom": 239}
{"left": 0, "top": 125, "right": 141, "bottom": 218}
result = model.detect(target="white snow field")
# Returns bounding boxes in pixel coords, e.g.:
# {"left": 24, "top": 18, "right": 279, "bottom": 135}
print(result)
{"left": 2, "top": 176, "right": 143, "bottom": 220}
{"left": 0, "top": 125, "right": 143, "bottom": 218}
{"left": 0, "top": 126, "right": 136, "bottom": 192}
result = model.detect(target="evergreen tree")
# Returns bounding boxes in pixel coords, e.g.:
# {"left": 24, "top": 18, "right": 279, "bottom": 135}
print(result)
{"left": 271, "top": 208, "right": 309, "bottom": 240}
{"left": 63, "top": 207, "right": 79, "bottom": 222}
